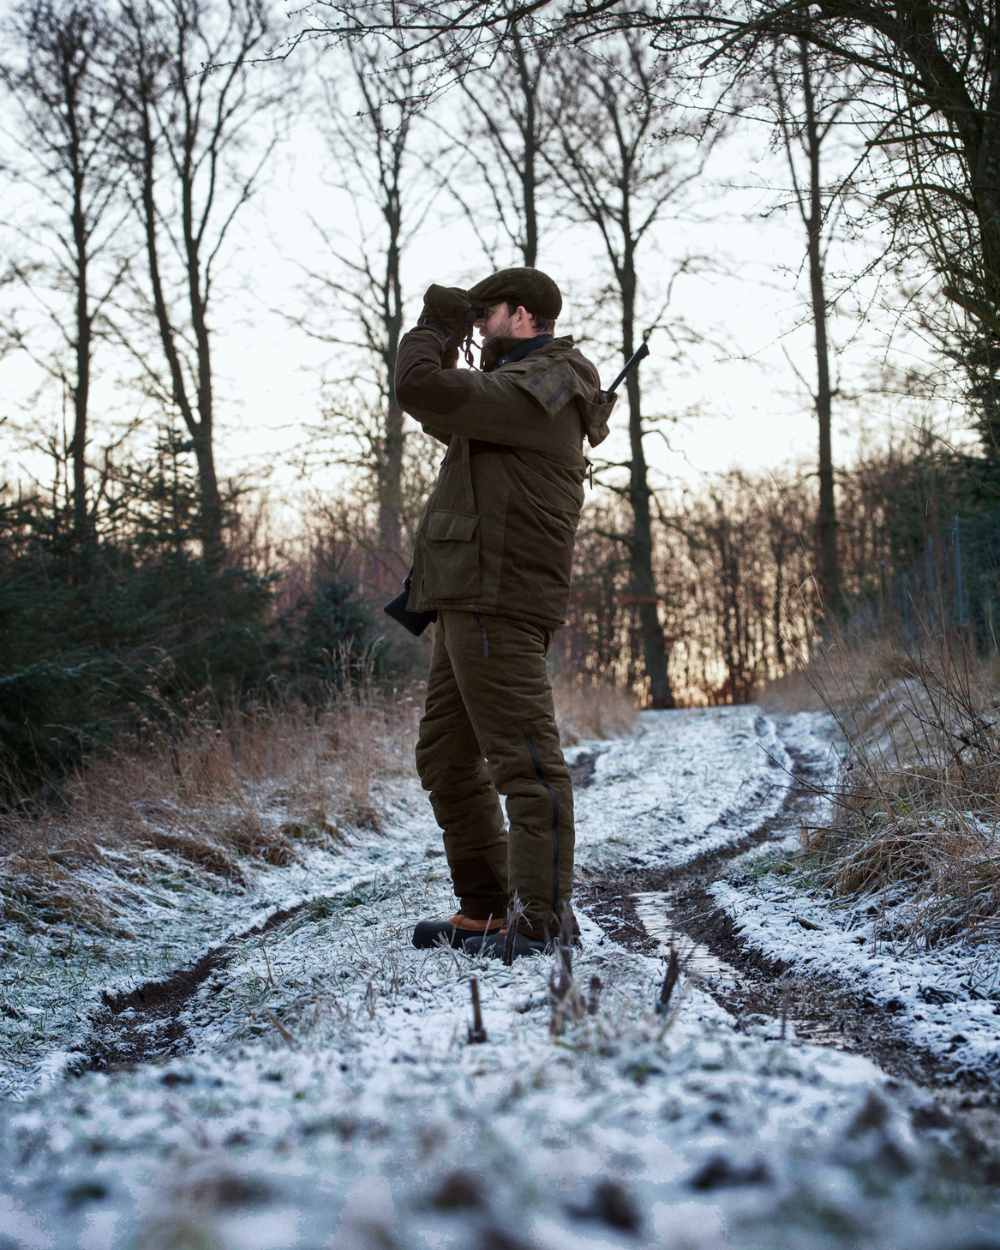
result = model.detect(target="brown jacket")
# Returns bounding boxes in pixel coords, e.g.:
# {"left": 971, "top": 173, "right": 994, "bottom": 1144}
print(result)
{"left": 396, "top": 325, "right": 614, "bottom": 628}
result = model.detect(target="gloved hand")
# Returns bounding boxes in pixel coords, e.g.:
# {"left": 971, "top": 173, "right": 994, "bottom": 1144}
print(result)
{"left": 417, "top": 284, "right": 473, "bottom": 339}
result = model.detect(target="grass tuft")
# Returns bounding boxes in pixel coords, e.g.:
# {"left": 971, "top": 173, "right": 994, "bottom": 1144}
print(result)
{"left": 782, "top": 631, "right": 1000, "bottom": 948}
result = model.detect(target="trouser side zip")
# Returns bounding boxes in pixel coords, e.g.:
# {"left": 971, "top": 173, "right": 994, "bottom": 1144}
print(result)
{"left": 526, "top": 733, "right": 561, "bottom": 932}
{"left": 474, "top": 613, "right": 490, "bottom": 658}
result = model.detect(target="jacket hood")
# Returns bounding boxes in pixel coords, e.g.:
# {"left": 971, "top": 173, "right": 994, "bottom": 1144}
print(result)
{"left": 536, "top": 337, "right": 616, "bottom": 448}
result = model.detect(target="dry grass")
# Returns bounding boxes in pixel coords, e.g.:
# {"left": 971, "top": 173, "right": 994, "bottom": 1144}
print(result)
{"left": 762, "top": 637, "right": 914, "bottom": 716}
{"left": 553, "top": 676, "right": 638, "bottom": 745}
{"left": 788, "top": 631, "right": 1000, "bottom": 947}
{"left": 0, "top": 682, "right": 421, "bottom": 933}
{"left": 1, "top": 661, "right": 636, "bottom": 935}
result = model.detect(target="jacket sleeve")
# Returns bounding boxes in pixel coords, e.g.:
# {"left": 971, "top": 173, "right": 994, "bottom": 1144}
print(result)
{"left": 395, "top": 325, "right": 576, "bottom": 451}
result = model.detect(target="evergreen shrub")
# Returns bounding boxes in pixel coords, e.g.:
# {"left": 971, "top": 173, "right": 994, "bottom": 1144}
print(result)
{"left": 0, "top": 488, "right": 390, "bottom": 801}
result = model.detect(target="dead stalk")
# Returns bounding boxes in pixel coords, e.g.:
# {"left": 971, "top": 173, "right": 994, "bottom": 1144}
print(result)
{"left": 587, "top": 975, "right": 603, "bottom": 1016}
{"left": 266, "top": 1010, "right": 297, "bottom": 1047}
{"left": 549, "top": 908, "right": 584, "bottom": 1037}
{"left": 657, "top": 943, "right": 681, "bottom": 1015}
{"left": 503, "top": 896, "right": 526, "bottom": 967}
{"left": 467, "top": 977, "right": 487, "bottom": 1044}
{"left": 261, "top": 939, "right": 277, "bottom": 990}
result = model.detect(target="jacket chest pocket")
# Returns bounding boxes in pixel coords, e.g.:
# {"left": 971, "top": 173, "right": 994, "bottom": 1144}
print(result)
{"left": 422, "top": 509, "right": 481, "bottom": 599}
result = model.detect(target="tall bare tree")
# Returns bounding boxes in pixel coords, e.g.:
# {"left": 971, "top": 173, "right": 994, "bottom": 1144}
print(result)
{"left": 295, "top": 41, "right": 435, "bottom": 579}
{"left": 447, "top": 16, "right": 554, "bottom": 267}
{"left": 767, "top": 38, "right": 855, "bottom": 620}
{"left": 547, "top": 36, "right": 714, "bottom": 708}
{"left": 0, "top": 0, "right": 126, "bottom": 551}
{"left": 111, "top": 0, "right": 281, "bottom": 561}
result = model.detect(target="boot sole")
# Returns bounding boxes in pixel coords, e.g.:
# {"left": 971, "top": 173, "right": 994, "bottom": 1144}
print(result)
{"left": 412, "top": 920, "right": 502, "bottom": 950}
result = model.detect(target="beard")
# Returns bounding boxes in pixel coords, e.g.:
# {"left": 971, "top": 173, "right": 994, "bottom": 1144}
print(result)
{"left": 480, "top": 333, "right": 517, "bottom": 372}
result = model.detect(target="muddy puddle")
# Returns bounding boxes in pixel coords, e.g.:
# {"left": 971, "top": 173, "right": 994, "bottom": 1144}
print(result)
{"left": 633, "top": 891, "right": 738, "bottom": 985}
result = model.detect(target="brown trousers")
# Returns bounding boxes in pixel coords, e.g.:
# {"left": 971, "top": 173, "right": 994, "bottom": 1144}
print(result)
{"left": 415, "top": 610, "right": 575, "bottom": 936}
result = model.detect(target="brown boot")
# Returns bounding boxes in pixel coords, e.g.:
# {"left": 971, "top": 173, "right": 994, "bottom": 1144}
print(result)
{"left": 412, "top": 912, "right": 503, "bottom": 950}
{"left": 464, "top": 910, "right": 581, "bottom": 960}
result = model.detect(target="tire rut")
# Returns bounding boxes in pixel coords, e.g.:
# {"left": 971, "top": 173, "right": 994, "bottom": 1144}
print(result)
{"left": 79, "top": 900, "right": 310, "bottom": 1074}
{"left": 578, "top": 720, "right": 1000, "bottom": 1100}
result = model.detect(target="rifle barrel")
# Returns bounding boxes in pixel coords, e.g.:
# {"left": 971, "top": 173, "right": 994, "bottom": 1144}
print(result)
{"left": 606, "top": 341, "right": 650, "bottom": 395}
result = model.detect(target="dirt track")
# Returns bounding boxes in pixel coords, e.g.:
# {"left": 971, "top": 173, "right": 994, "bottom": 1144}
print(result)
{"left": 577, "top": 724, "right": 1000, "bottom": 1178}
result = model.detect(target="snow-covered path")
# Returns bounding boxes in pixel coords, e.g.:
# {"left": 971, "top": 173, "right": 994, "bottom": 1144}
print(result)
{"left": 572, "top": 705, "right": 810, "bottom": 873}
{"left": 1, "top": 708, "right": 998, "bottom": 1250}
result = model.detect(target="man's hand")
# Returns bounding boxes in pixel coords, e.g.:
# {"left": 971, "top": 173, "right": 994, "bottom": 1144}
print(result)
{"left": 418, "top": 284, "right": 472, "bottom": 339}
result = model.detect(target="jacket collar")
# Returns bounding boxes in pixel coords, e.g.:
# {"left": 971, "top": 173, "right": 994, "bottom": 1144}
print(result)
{"left": 496, "top": 334, "right": 554, "bottom": 368}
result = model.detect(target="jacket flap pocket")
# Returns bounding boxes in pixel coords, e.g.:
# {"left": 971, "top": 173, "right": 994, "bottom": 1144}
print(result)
{"left": 427, "top": 510, "right": 479, "bottom": 541}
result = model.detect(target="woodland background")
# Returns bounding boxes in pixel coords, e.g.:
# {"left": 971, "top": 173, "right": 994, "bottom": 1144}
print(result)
{"left": 3, "top": 0, "right": 1000, "bottom": 801}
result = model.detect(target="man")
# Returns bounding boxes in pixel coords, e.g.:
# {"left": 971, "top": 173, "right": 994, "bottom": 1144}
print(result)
{"left": 395, "top": 267, "right": 614, "bottom": 960}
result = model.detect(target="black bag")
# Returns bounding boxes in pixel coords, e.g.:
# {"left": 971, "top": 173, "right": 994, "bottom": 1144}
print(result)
{"left": 384, "top": 573, "right": 437, "bottom": 637}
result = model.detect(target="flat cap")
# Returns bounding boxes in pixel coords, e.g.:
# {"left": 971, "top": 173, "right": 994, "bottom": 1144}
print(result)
{"left": 467, "top": 266, "right": 562, "bottom": 320}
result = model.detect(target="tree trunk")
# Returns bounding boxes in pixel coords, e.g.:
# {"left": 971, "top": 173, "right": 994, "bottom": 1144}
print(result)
{"left": 772, "top": 532, "right": 787, "bottom": 672}
{"left": 622, "top": 256, "right": 674, "bottom": 708}
{"left": 70, "top": 139, "right": 91, "bottom": 552}
{"left": 191, "top": 424, "right": 223, "bottom": 561}
{"left": 137, "top": 109, "right": 221, "bottom": 559}
{"left": 380, "top": 190, "right": 405, "bottom": 574}
{"left": 799, "top": 37, "right": 842, "bottom": 621}
{"left": 380, "top": 396, "right": 404, "bottom": 566}
{"left": 967, "top": 58, "right": 1000, "bottom": 457}
{"left": 184, "top": 119, "right": 224, "bottom": 561}
{"left": 512, "top": 32, "right": 539, "bottom": 266}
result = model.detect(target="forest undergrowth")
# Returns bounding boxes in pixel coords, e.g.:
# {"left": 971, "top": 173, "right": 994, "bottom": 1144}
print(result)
{"left": 0, "top": 673, "right": 636, "bottom": 937}
{"left": 768, "top": 628, "right": 1000, "bottom": 950}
